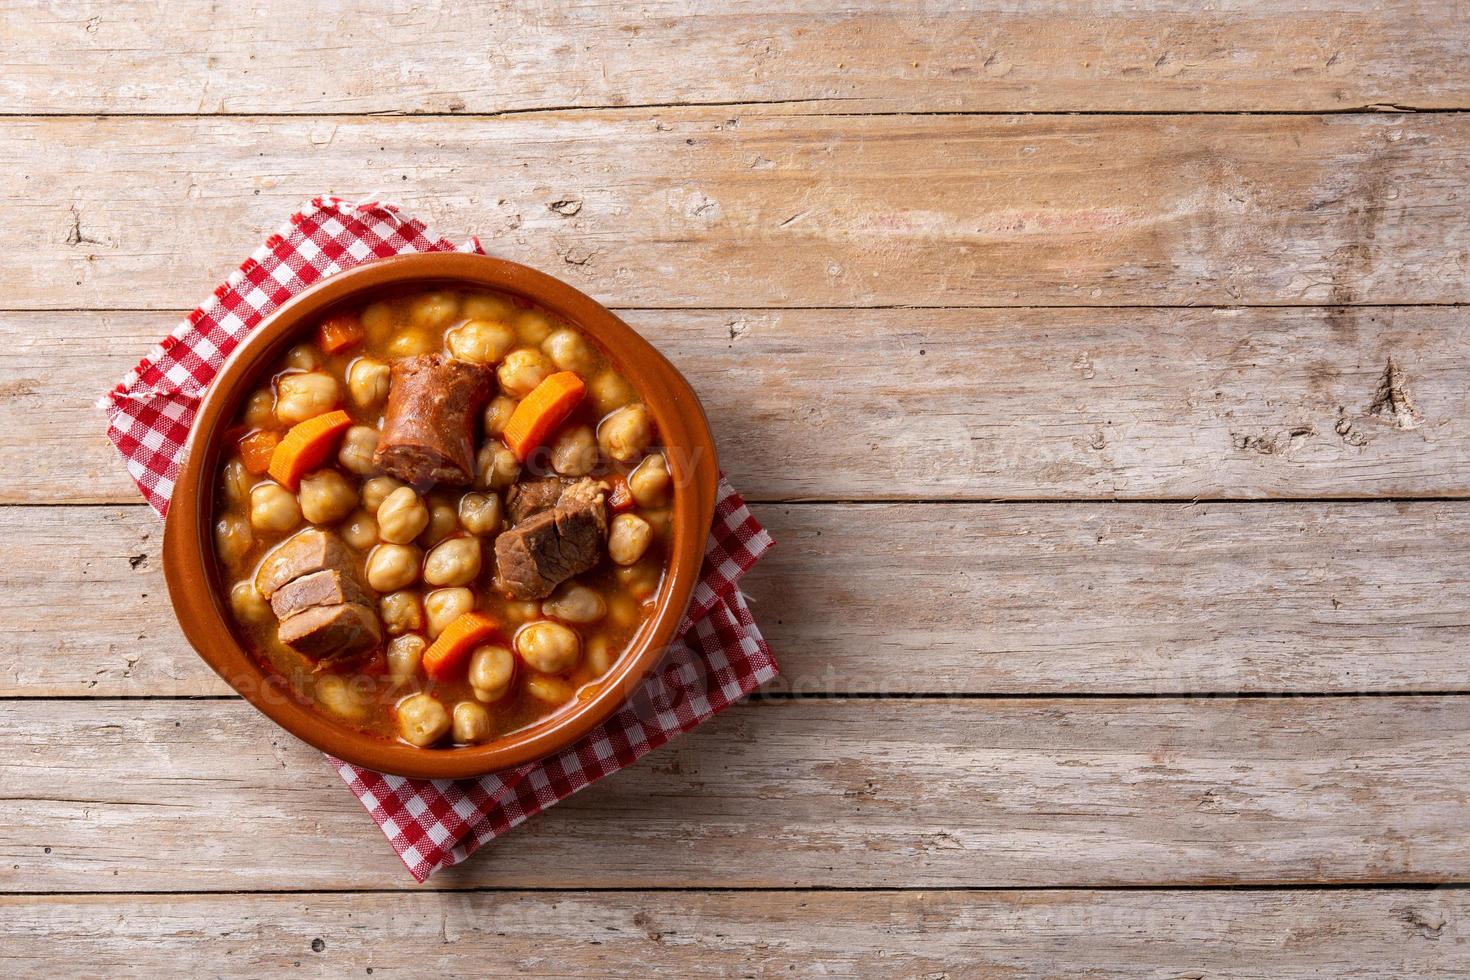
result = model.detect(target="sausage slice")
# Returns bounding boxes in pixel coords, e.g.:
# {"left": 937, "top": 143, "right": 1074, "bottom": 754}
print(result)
{"left": 373, "top": 354, "right": 494, "bottom": 487}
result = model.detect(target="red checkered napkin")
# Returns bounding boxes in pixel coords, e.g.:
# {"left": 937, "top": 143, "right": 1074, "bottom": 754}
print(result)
{"left": 101, "top": 197, "right": 778, "bottom": 881}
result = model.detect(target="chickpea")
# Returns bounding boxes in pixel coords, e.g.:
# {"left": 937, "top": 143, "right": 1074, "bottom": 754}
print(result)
{"left": 220, "top": 458, "right": 252, "bottom": 508}
{"left": 469, "top": 645, "right": 515, "bottom": 698}
{"left": 542, "top": 584, "right": 607, "bottom": 624}
{"left": 550, "top": 425, "right": 598, "bottom": 477}
{"left": 377, "top": 486, "right": 429, "bottom": 544}
{"left": 504, "top": 600, "right": 542, "bottom": 624}
{"left": 423, "top": 537, "right": 482, "bottom": 587}
{"left": 243, "top": 389, "right": 276, "bottom": 429}
{"left": 380, "top": 590, "right": 423, "bottom": 637}
{"left": 361, "top": 476, "right": 405, "bottom": 513}
{"left": 585, "top": 635, "right": 617, "bottom": 676}
{"left": 335, "top": 425, "right": 378, "bottom": 477}
{"left": 421, "top": 502, "right": 459, "bottom": 547}
{"left": 524, "top": 674, "right": 575, "bottom": 705}
{"left": 588, "top": 370, "right": 636, "bottom": 415}
{"left": 408, "top": 290, "right": 459, "bottom": 330}
{"left": 606, "top": 593, "right": 638, "bottom": 630}
{"left": 608, "top": 513, "right": 653, "bottom": 566}
{"left": 229, "top": 579, "right": 272, "bottom": 625}
{"left": 543, "top": 328, "right": 597, "bottom": 374}
{"left": 366, "top": 543, "right": 421, "bottom": 592}
{"left": 347, "top": 358, "right": 390, "bottom": 411}
{"left": 285, "top": 344, "right": 321, "bottom": 371}
{"left": 476, "top": 444, "right": 521, "bottom": 491}
{"left": 275, "top": 372, "right": 340, "bottom": 424}
{"left": 515, "top": 621, "right": 581, "bottom": 674}
{"left": 298, "top": 469, "right": 357, "bottom": 525}
{"left": 462, "top": 292, "right": 515, "bottom": 322}
{"left": 425, "top": 587, "right": 474, "bottom": 639}
{"left": 642, "top": 508, "right": 673, "bottom": 541}
{"left": 360, "top": 301, "right": 395, "bottom": 344}
{"left": 615, "top": 559, "right": 662, "bottom": 601}
{"left": 629, "top": 453, "right": 671, "bottom": 508}
{"left": 458, "top": 492, "right": 502, "bottom": 536}
{"left": 386, "top": 633, "right": 426, "bottom": 684}
{"left": 514, "top": 309, "right": 556, "bottom": 345}
{"left": 341, "top": 510, "right": 379, "bottom": 551}
{"left": 483, "top": 395, "right": 518, "bottom": 437}
{"left": 598, "top": 404, "right": 652, "bottom": 464}
{"left": 447, "top": 319, "right": 516, "bottom": 365}
{"left": 452, "top": 701, "right": 493, "bottom": 744}
{"left": 396, "top": 693, "right": 451, "bottom": 747}
{"left": 387, "top": 328, "right": 435, "bottom": 359}
{"left": 316, "top": 674, "right": 367, "bottom": 720}
{"left": 497, "top": 347, "right": 554, "bottom": 398}
{"left": 249, "top": 483, "right": 302, "bottom": 533}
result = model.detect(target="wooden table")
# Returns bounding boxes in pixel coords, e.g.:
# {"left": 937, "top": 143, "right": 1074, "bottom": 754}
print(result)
{"left": 3, "top": 2, "right": 1469, "bottom": 974}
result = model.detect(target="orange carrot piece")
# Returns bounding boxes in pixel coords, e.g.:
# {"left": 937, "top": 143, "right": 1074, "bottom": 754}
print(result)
{"left": 422, "top": 612, "right": 501, "bottom": 682}
{"left": 238, "top": 429, "right": 281, "bottom": 475}
{"left": 502, "top": 371, "right": 586, "bottom": 461}
{"left": 317, "top": 313, "right": 364, "bottom": 354}
{"left": 606, "top": 473, "right": 636, "bottom": 513}
{"left": 267, "top": 410, "right": 353, "bottom": 490}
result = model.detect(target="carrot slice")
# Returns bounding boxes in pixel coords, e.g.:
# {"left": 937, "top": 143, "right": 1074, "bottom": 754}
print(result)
{"left": 502, "top": 371, "right": 586, "bottom": 461}
{"left": 422, "top": 612, "right": 501, "bottom": 682}
{"left": 605, "top": 473, "right": 636, "bottom": 513}
{"left": 267, "top": 410, "right": 353, "bottom": 490}
{"left": 317, "top": 313, "right": 364, "bottom": 354}
{"left": 238, "top": 429, "right": 281, "bottom": 475}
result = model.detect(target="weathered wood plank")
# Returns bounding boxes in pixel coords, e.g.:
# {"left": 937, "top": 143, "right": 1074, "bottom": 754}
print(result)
{"left": 3, "top": 113, "right": 1465, "bottom": 310}
{"left": 7, "top": 306, "right": 1469, "bottom": 504}
{"left": 6, "top": 502, "right": 1469, "bottom": 697}
{"left": 5, "top": 0, "right": 1467, "bottom": 114}
{"left": 2, "top": 696, "right": 1468, "bottom": 891}
{"left": 2, "top": 889, "right": 1465, "bottom": 977}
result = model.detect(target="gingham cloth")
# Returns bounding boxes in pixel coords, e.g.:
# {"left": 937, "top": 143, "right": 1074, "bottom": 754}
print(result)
{"left": 101, "top": 197, "right": 778, "bottom": 881}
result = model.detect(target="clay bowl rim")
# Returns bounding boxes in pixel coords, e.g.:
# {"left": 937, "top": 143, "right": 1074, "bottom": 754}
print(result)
{"left": 162, "top": 252, "right": 720, "bottom": 780}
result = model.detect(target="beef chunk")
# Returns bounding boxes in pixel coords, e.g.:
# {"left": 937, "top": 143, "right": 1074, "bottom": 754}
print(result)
{"left": 506, "top": 477, "right": 569, "bottom": 526}
{"left": 276, "top": 602, "right": 382, "bottom": 660}
{"left": 494, "top": 479, "right": 609, "bottom": 600}
{"left": 373, "top": 354, "right": 494, "bottom": 486}
{"left": 254, "top": 528, "right": 353, "bottom": 598}
{"left": 270, "top": 568, "right": 370, "bottom": 620}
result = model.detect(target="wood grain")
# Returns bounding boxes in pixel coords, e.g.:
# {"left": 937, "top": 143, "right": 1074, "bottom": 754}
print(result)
{"left": 8, "top": 305, "right": 1469, "bottom": 504}
{"left": 3, "top": 113, "right": 1466, "bottom": 311}
{"left": 4, "top": 697, "right": 1469, "bottom": 890}
{"left": 2, "top": 889, "right": 1465, "bottom": 978}
{"left": 7, "top": 502, "right": 1470, "bottom": 697}
{"left": 6, "top": 1, "right": 1467, "bottom": 115}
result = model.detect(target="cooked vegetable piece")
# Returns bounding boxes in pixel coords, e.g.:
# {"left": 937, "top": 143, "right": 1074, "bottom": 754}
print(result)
{"left": 238, "top": 429, "right": 281, "bottom": 475}
{"left": 605, "top": 473, "right": 636, "bottom": 514}
{"left": 317, "top": 313, "right": 365, "bottom": 354}
{"left": 422, "top": 611, "right": 501, "bottom": 682}
{"left": 268, "top": 410, "right": 353, "bottom": 490}
{"left": 501, "top": 371, "right": 586, "bottom": 461}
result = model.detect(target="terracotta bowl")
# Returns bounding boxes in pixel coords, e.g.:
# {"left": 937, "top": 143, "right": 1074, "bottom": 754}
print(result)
{"left": 162, "top": 252, "right": 719, "bottom": 779}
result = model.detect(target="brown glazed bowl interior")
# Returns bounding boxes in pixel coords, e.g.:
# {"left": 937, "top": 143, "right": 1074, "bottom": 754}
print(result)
{"left": 162, "top": 252, "right": 719, "bottom": 779}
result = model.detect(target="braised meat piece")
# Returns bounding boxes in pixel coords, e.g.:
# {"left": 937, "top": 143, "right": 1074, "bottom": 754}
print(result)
{"left": 254, "top": 528, "right": 354, "bottom": 598}
{"left": 270, "top": 567, "right": 370, "bottom": 620}
{"left": 494, "top": 479, "right": 609, "bottom": 600}
{"left": 505, "top": 477, "right": 569, "bottom": 526}
{"left": 276, "top": 602, "right": 382, "bottom": 660}
{"left": 373, "top": 354, "right": 494, "bottom": 487}
{"left": 251, "top": 528, "right": 382, "bottom": 661}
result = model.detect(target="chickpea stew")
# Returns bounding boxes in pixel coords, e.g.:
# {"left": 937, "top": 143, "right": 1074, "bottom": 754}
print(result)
{"left": 213, "top": 288, "right": 673, "bottom": 749}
